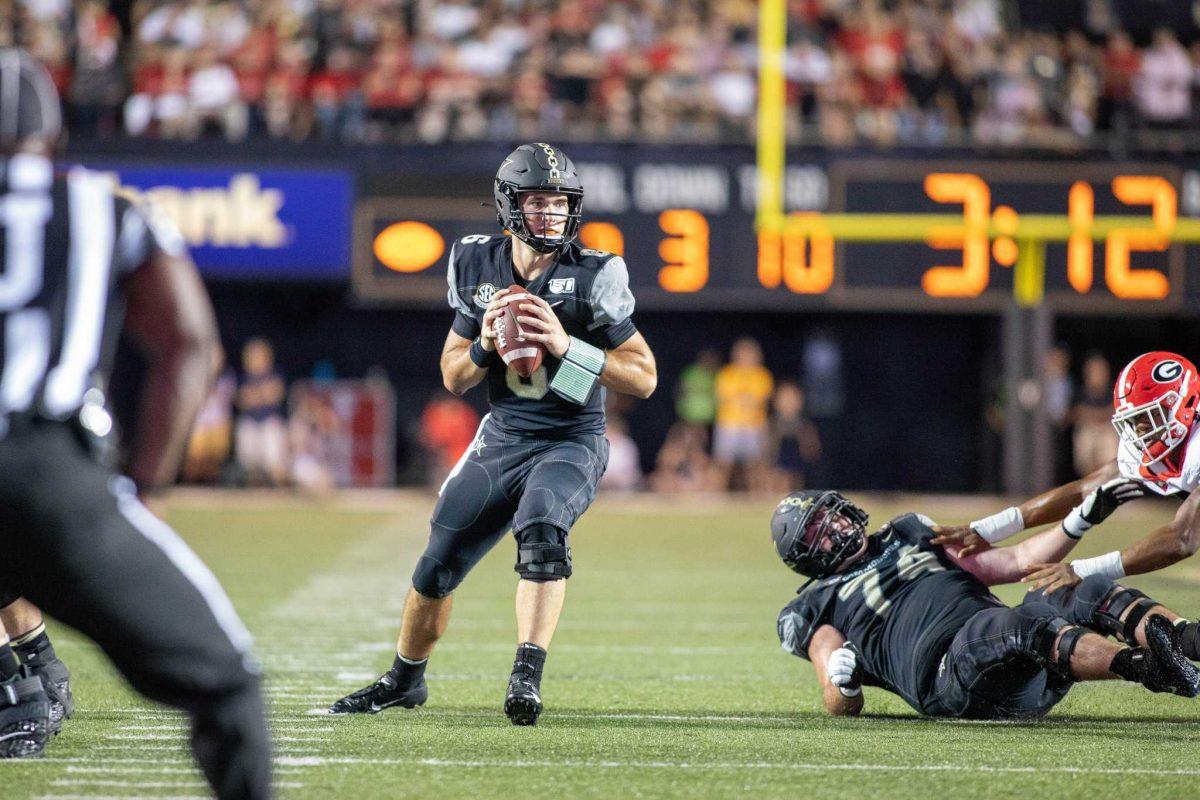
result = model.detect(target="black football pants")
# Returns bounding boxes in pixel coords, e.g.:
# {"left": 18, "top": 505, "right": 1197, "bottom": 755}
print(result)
{"left": 0, "top": 423, "right": 270, "bottom": 799}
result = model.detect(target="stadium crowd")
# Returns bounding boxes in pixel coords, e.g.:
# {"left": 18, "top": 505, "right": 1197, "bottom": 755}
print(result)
{"left": 5, "top": 0, "right": 1200, "bottom": 148}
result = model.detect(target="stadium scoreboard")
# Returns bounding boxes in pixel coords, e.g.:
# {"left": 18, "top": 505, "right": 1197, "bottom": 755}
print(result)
{"left": 355, "top": 160, "right": 1200, "bottom": 314}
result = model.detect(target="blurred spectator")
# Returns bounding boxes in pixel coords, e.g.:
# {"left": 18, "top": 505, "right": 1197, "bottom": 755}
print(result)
{"left": 675, "top": 349, "right": 720, "bottom": 436}
{"left": 182, "top": 367, "right": 235, "bottom": 484}
{"left": 1100, "top": 31, "right": 1140, "bottom": 137}
{"left": 651, "top": 422, "right": 718, "bottom": 494}
{"left": 188, "top": 47, "right": 248, "bottom": 140}
{"left": 236, "top": 338, "right": 289, "bottom": 486}
{"left": 713, "top": 338, "right": 774, "bottom": 491}
{"left": 803, "top": 330, "right": 845, "bottom": 418}
{"left": 1042, "top": 345, "right": 1074, "bottom": 426}
{"left": 419, "top": 391, "right": 480, "bottom": 487}
{"left": 1041, "top": 344, "right": 1075, "bottom": 484}
{"left": 290, "top": 392, "right": 338, "bottom": 495}
{"left": 70, "top": 0, "right": 124, "bottom": 133}
{"left": 767, "top": 382, "right": 822, "bottom": 492}
{"left": 1070, "top": 351, "right": 1119, "bottom": 477}
{"left": 1135, "top": 28, "right": 1192, "bottom": 129}
{"left": 599, "top": 416, "right": 642, "bottom": 492}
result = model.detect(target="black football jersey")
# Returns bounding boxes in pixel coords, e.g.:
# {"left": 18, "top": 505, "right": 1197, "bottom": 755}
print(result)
{"left": 777, "top": 513, "right": 1003, "bottom": 714}
{"left": 447, "top": 235, "right": 637, "bottom": 437}
{"left": 0, "top": 155, "right": 182, "bottom": 436}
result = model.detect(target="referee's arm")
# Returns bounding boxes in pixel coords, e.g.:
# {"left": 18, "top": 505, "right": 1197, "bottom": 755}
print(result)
{"left": 122, "top": 247, "right": 221, "bottom": 496}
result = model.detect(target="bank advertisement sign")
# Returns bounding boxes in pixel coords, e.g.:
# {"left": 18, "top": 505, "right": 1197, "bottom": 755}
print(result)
{"left": 90, "top": 165, "right": 353, "bottom": 279}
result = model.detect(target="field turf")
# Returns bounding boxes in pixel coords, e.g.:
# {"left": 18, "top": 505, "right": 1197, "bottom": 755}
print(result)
{"left": 4, "top": 491, "right": 1200, "bottom": 799}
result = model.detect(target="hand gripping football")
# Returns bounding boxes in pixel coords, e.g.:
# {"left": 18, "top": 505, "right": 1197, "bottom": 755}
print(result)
{"left": 492, "top": 285, "right": 546, "bottom": 378}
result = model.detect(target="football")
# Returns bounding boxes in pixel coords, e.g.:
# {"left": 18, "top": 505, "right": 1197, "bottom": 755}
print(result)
{"left": 493, "top": 285, "right": 546, "bottom": 378}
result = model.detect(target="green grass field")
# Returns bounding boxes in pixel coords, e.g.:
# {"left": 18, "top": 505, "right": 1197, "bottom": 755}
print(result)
{"left": 4, "top": 491, "right": 1200, "bottom": 799}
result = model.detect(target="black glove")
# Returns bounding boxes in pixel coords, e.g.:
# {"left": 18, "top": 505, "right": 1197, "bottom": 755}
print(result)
{"left": 1081, "top": 478, "right": 1148, "bottom": 525}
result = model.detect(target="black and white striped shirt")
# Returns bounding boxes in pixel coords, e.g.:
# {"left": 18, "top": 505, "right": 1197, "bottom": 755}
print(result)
{"left": 0, "top": 155, "right": 182, "bottom": 437}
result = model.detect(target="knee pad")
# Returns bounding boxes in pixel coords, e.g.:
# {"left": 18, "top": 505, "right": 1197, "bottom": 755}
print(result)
{"left": 411, "top": 556, "right": 456, "bottom": 599}
{"left": 1094, "top": 584, "right": 1158, "bottom": 642}
{"left": 1035, "top": 617, "right": 1086, "bottom": 681}
{"left": 514, "top": 523, "right": 571, "bottom": 582}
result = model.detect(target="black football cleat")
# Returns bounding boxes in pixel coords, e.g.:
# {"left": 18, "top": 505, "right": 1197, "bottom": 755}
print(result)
{"left": 1141, "top": 615, "right": 1200, "bottom": 697}
{"left": 0, "top": 669, "right": 51, "bottom": 759}
{"left": 328, "top": 672, "right": 427, "bottom": 715}
{"left": 504, "top": 675, "right": 543, "bottom": 726}
{"left": 26, "top": 656, "right": 72, "bottom": 734}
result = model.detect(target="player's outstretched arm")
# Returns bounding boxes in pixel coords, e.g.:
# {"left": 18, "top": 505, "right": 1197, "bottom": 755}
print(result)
{"left": 946, "top": 523, "right": 1078, "bottom": 587}
{"left": 123, "top": 248, "right": 221, "bottom": 495}
{"left": 598, "top": 332, "right": 656, "bottom": 400}
{"left": 1115, "top": 487, "right": 1200, "bottom": 575}
{"left": 931, "top": 460, "right": 1121, "bottom": 555}
{"left": 808, "top": 625, "right": 864, "bottom": 717}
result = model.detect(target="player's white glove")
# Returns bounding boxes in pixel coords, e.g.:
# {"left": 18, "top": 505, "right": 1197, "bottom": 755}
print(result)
{"left": 826, "top": 643, "right": 863, "bottom": 697}
{"left": 1063, "top": 478, "right": 1148, "bottom": 539}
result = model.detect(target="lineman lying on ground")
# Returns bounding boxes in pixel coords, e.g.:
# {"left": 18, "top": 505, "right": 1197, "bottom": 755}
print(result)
{"left": 773, "top": 491, "right": 1200, "bottom": 718}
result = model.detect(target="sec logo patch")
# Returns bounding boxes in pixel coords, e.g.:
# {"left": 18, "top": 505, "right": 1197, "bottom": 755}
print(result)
{"left": 474, "top": 283, "right": 497, "bottom": 308}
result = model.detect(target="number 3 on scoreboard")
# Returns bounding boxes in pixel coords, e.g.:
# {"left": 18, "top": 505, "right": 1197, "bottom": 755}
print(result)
{"left": 922, "top": 173, "right": 990, "bottom": 298}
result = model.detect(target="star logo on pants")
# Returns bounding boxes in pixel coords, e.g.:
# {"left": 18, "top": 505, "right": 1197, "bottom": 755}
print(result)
{"left": 469, "top": 437, "right": 487, "bottom": 457}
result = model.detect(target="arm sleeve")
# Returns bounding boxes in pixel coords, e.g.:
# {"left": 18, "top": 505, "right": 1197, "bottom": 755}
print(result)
{"left": 587, "top": 255, "right": 637, "bottom": 349}
{"left": 777, "top": 590, "right": 833, "bottom": 660}
{"left": 446, "top": 242, "right": 480, "bottom": 339}
{"left": 114, "top": 195, "right": 188, "bottom": 276}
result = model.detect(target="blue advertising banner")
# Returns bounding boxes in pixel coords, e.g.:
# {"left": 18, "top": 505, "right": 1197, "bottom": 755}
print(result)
{"left": 88, "top": 165, "right": 353, "bottom": 279}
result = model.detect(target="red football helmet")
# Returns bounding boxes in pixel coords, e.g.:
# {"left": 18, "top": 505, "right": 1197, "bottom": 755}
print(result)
{"left": 1111, "top": 351, "right": 1200, "bottom": 469}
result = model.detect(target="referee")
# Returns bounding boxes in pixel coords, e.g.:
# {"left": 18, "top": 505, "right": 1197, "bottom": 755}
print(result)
{"left": 0, "top": 50, "right": 270, "bottom": 798}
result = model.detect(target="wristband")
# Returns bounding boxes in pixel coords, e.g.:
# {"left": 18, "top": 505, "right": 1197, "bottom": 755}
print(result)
{"left": 562, "top": 336, "right": 606, "bottom": 373}
{"left": 837, "top": 685, "right": 862, "bottom": 698}
{"left": 970, "top": 506, "right": 1024, "bottom": 544}
{"left": 1071, "top": 551, "right": 1125, "bottom": 580}
{"left": 469, "top": 338, "right": 494, "bottom": 368}
{"left": 550, "top": 359, "right": 598, "bottom": 405}
{"left": 1062, "top": 506, "right": 1090, "bottom": 540}
{"left": 549, "top": 336, "right": 606, "bottom": 405}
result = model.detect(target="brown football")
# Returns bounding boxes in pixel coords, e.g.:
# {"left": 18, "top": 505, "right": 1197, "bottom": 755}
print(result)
{"left": 493, "top": 285, "right": 546, "bottom": 378}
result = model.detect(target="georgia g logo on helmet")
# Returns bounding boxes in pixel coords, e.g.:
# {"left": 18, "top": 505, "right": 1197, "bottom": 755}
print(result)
{"left": 1152, "top": 360, "right": 1183, "bottom": 383}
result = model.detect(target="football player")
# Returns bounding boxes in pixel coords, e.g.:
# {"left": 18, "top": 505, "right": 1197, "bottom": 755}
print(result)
{"left": 0, "top": 48, "right": 270, "bottom": 793}
{"left": 933, "top": 352, "right": 1200, "bottom": 604}
{"left": 774, "top": 491, "right": 1200, "bottom": 719}
{"left": 331, "top": 143, "right": 657, "bottom": 725}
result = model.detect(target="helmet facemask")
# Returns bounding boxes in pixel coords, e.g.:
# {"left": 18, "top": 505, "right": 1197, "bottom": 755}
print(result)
{"left": 496, "top": 183, "right": 583, "bottom": 254}
{"left": 1112, "top": 390, "right": 1189, "bottom": 466}
{"left": 779, "top": 494, "right": 869, "bottom": 579}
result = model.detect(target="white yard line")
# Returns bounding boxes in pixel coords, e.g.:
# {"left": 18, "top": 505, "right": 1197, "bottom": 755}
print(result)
{"left": 270, "top": 755, "right": 1200, "bottom": 777}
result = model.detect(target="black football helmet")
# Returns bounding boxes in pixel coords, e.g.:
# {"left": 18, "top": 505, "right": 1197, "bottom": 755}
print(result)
{"left": 494, "top": 142, "right": 583, "bottom": 254}
{"left": 771, "top": 491, "right": 869, "bottom": 580}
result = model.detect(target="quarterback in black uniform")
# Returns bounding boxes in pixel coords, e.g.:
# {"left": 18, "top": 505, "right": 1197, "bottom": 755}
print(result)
{"left": 332, "top": 143, "right": 656, "bottom": 724}
{"left": 773, "top": 491, "right": 1200, "bottom": 719}
{"left": 0, "top": 49, "right": 270, "bottom": 796}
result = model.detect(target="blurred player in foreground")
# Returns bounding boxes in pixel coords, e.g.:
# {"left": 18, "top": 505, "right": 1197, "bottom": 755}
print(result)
{"left": 0, "top": 49, "right": 270, "bottom": 797}
{"left": 773, "top": 491, "right": 1200, "bottom": 719}
{"left": 331, "top": 143, "right": 656, "bottom": 725}
{"left": 935, "top": 352, "right": 1200, "bottom": 615}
